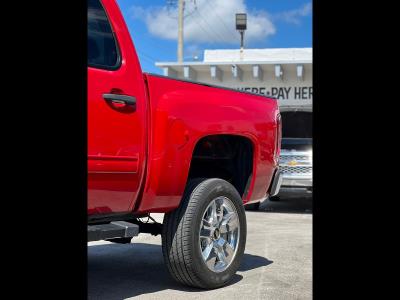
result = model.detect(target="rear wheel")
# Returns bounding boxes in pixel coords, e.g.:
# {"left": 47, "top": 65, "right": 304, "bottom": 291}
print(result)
{"left": 162, "top": 178, "right": 247, "bottom": 289}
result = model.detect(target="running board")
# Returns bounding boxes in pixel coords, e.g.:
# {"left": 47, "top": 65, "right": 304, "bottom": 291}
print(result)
{"left": 88, "top": 221, "right": 139, "bottom": 242}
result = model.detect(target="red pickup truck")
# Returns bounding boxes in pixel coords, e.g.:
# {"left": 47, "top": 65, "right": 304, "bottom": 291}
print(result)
{"left": 88, "top": 0, "right": 282, "bottom": 289}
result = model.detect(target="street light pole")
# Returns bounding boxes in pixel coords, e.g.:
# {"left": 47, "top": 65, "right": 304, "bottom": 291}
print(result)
{"left": 240, "top": 30, "right": 244, "bottom": 59}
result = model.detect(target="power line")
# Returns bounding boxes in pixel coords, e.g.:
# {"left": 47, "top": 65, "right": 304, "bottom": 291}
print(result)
{"left": 136, "top": 50, "right": 157, "bottom": 64}
{"left": 167, "top": 0, "right": 238, "bottom": 60}
{"left": 167, "top": 0, "right": 216, "bottom": 44}
{"left": 135, "top": 44, "right": 166, "bottom": 64}
{"left": 167, "top": 0, "right": 226, "bottom": 43}
{"left": 136, "top": 35, "right": 171, "bottom": 55}
{"left": 130, "top": 30, "right": 174, "bottom": 62}
{"left": 166, "top": 0, "right": 197, "bottom": 20}
{"left": 191, "top": 11, "right": 221, "bottom": 43}
{"left": 205, "top": 0, "right": 238, "bottom": 41}
{"left": 195, "top": 7, "right": 227, "bottom": 42}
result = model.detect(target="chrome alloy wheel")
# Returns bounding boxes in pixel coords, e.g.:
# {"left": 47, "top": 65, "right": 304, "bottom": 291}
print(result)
{"left": 199, "top": 196, "right": 240, "bottom": 273}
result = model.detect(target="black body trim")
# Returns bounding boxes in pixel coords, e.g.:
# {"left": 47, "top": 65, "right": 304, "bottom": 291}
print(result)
{"left": 88, "top": 221, "right": 139, "bottom": 242}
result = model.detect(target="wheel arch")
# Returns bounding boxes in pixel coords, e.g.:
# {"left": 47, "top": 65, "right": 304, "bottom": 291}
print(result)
{"left": 186, "top": 133, "right": 256, "bottom": 200}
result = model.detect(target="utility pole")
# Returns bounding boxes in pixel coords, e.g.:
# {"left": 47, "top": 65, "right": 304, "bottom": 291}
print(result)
{"left": 177, "top": 0, "right": 184, "bottom": 63}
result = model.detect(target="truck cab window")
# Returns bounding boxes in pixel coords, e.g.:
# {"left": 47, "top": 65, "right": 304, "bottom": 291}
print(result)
{"left": 88, "top": 0, "right": 120, "bottom": 69}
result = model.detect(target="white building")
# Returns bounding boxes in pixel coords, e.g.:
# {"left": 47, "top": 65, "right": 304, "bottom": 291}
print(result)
{"left": 155, "top": 48, "right": 312, "bottom": 112}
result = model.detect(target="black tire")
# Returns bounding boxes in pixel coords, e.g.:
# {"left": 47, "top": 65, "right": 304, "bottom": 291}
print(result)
{"left": 244, "top": 202, "right": 260, "bottom": 211}
{"left": 162, "top": 178, "right": 247, "bottom": 289}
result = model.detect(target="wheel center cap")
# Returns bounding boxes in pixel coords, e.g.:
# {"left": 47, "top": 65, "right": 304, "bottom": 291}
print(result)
{"left": 213, "top": 228, "right": 220, "bottom": 239}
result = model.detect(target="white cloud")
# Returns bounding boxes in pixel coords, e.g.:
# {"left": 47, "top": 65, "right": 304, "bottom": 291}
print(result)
{"left": 129, "top": 0, "right": 276, "bottom": 44}
{"left": 129, "top": 1, "right": 312, "bottom": 45}
{"left": 274, "top": 3, "right": 312, "bottom": 25}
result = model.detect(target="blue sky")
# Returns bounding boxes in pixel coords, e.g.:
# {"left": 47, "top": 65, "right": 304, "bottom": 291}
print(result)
{"left": 116, "top": 0, "right": 312, "bottom": 74}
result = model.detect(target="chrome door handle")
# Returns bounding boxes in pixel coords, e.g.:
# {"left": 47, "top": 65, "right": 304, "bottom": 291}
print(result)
{"left": 103, "top": 94, "right": 136, "bottom": 106}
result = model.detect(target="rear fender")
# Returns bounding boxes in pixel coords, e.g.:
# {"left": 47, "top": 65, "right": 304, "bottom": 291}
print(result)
{"left": 134, "top": 74, "right": 278, "bottom": 213}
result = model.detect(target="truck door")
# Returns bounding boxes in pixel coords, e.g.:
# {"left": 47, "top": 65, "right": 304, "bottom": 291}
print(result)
{"left": 87, "top": 0, "right": 147, "bottom": 214}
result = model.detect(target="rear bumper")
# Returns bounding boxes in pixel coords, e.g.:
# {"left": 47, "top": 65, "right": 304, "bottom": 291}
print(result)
{"left": 269, "top": 169, "right": 283, "bottom": 197}
{"left": 245, "top": 169, "right": 283, "bottom": 206}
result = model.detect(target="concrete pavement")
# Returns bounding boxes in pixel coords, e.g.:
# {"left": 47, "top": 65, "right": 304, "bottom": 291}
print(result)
{"left": 88, "top": 197, "right": 312, "bottom": 300}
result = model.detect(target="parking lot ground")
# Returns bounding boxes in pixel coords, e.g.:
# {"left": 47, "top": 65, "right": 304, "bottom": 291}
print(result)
{"left": 260, "top": 190, "right": 312, "bottom": 213}
{"left": 88, "top": 196, "right": 312, "bottom": 300}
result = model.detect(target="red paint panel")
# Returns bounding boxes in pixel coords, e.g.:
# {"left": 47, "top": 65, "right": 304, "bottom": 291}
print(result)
{"left": 88, "top": 155, "right": 139, "bottom": 173}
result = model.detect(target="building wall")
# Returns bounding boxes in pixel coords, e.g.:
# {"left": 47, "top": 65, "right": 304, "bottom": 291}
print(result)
{"left": 157, "top": 49, "right": 312, "bottom": 111}
{"left": 199, "top": 65, "right": 311, "bottom": 110}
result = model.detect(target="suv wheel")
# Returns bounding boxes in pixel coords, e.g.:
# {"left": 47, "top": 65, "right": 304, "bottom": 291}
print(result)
{"left": 162, "top": 178, "right": 247, "bottom": 289}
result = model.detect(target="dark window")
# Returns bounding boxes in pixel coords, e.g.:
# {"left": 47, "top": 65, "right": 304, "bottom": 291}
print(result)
{"left": 88, "top": 0, "right": 120, "bottom": 69}
{"left": 281, "top": 111, "right": 312, "bottom": 138}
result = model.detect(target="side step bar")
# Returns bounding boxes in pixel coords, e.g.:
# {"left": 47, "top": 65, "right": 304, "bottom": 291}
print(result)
{"left": 88, "top": 221, "right": 139, "bottom": 242}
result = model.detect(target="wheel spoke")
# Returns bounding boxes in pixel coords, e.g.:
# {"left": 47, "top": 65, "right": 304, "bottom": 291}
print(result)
{"left": 227, "top": 214, "right": 239, "bottom": 231}
{"left": 220, "top": 212, "right": 238, "bottom": 232}
{"left": 221, "top": 211, "right": 234, "bottom": 225}
{"left": 202, "top": 218, "right": 213, "bottom": 229}
{"left": 216, "top": 202, "right": 224, "bottom": 223}
{"left": 201, "top": 217, "right": 213, "bottom": 241}
{"left": 219, "top": 223, "right": 228, "bottom": 234}
{"left": 211, "top": 201, "right": 218, "bottom": 226}
{"left": 215, "top": 239, "right": 228, "bottom": 265}
{"left": 224, "top": 242, "right": 235, "bottom": 260}
{"left": 205, "top": 250, "right": 217, "bottom": 269}
{"left": 202, "top": 242, "right": 213, "bottom": 261}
